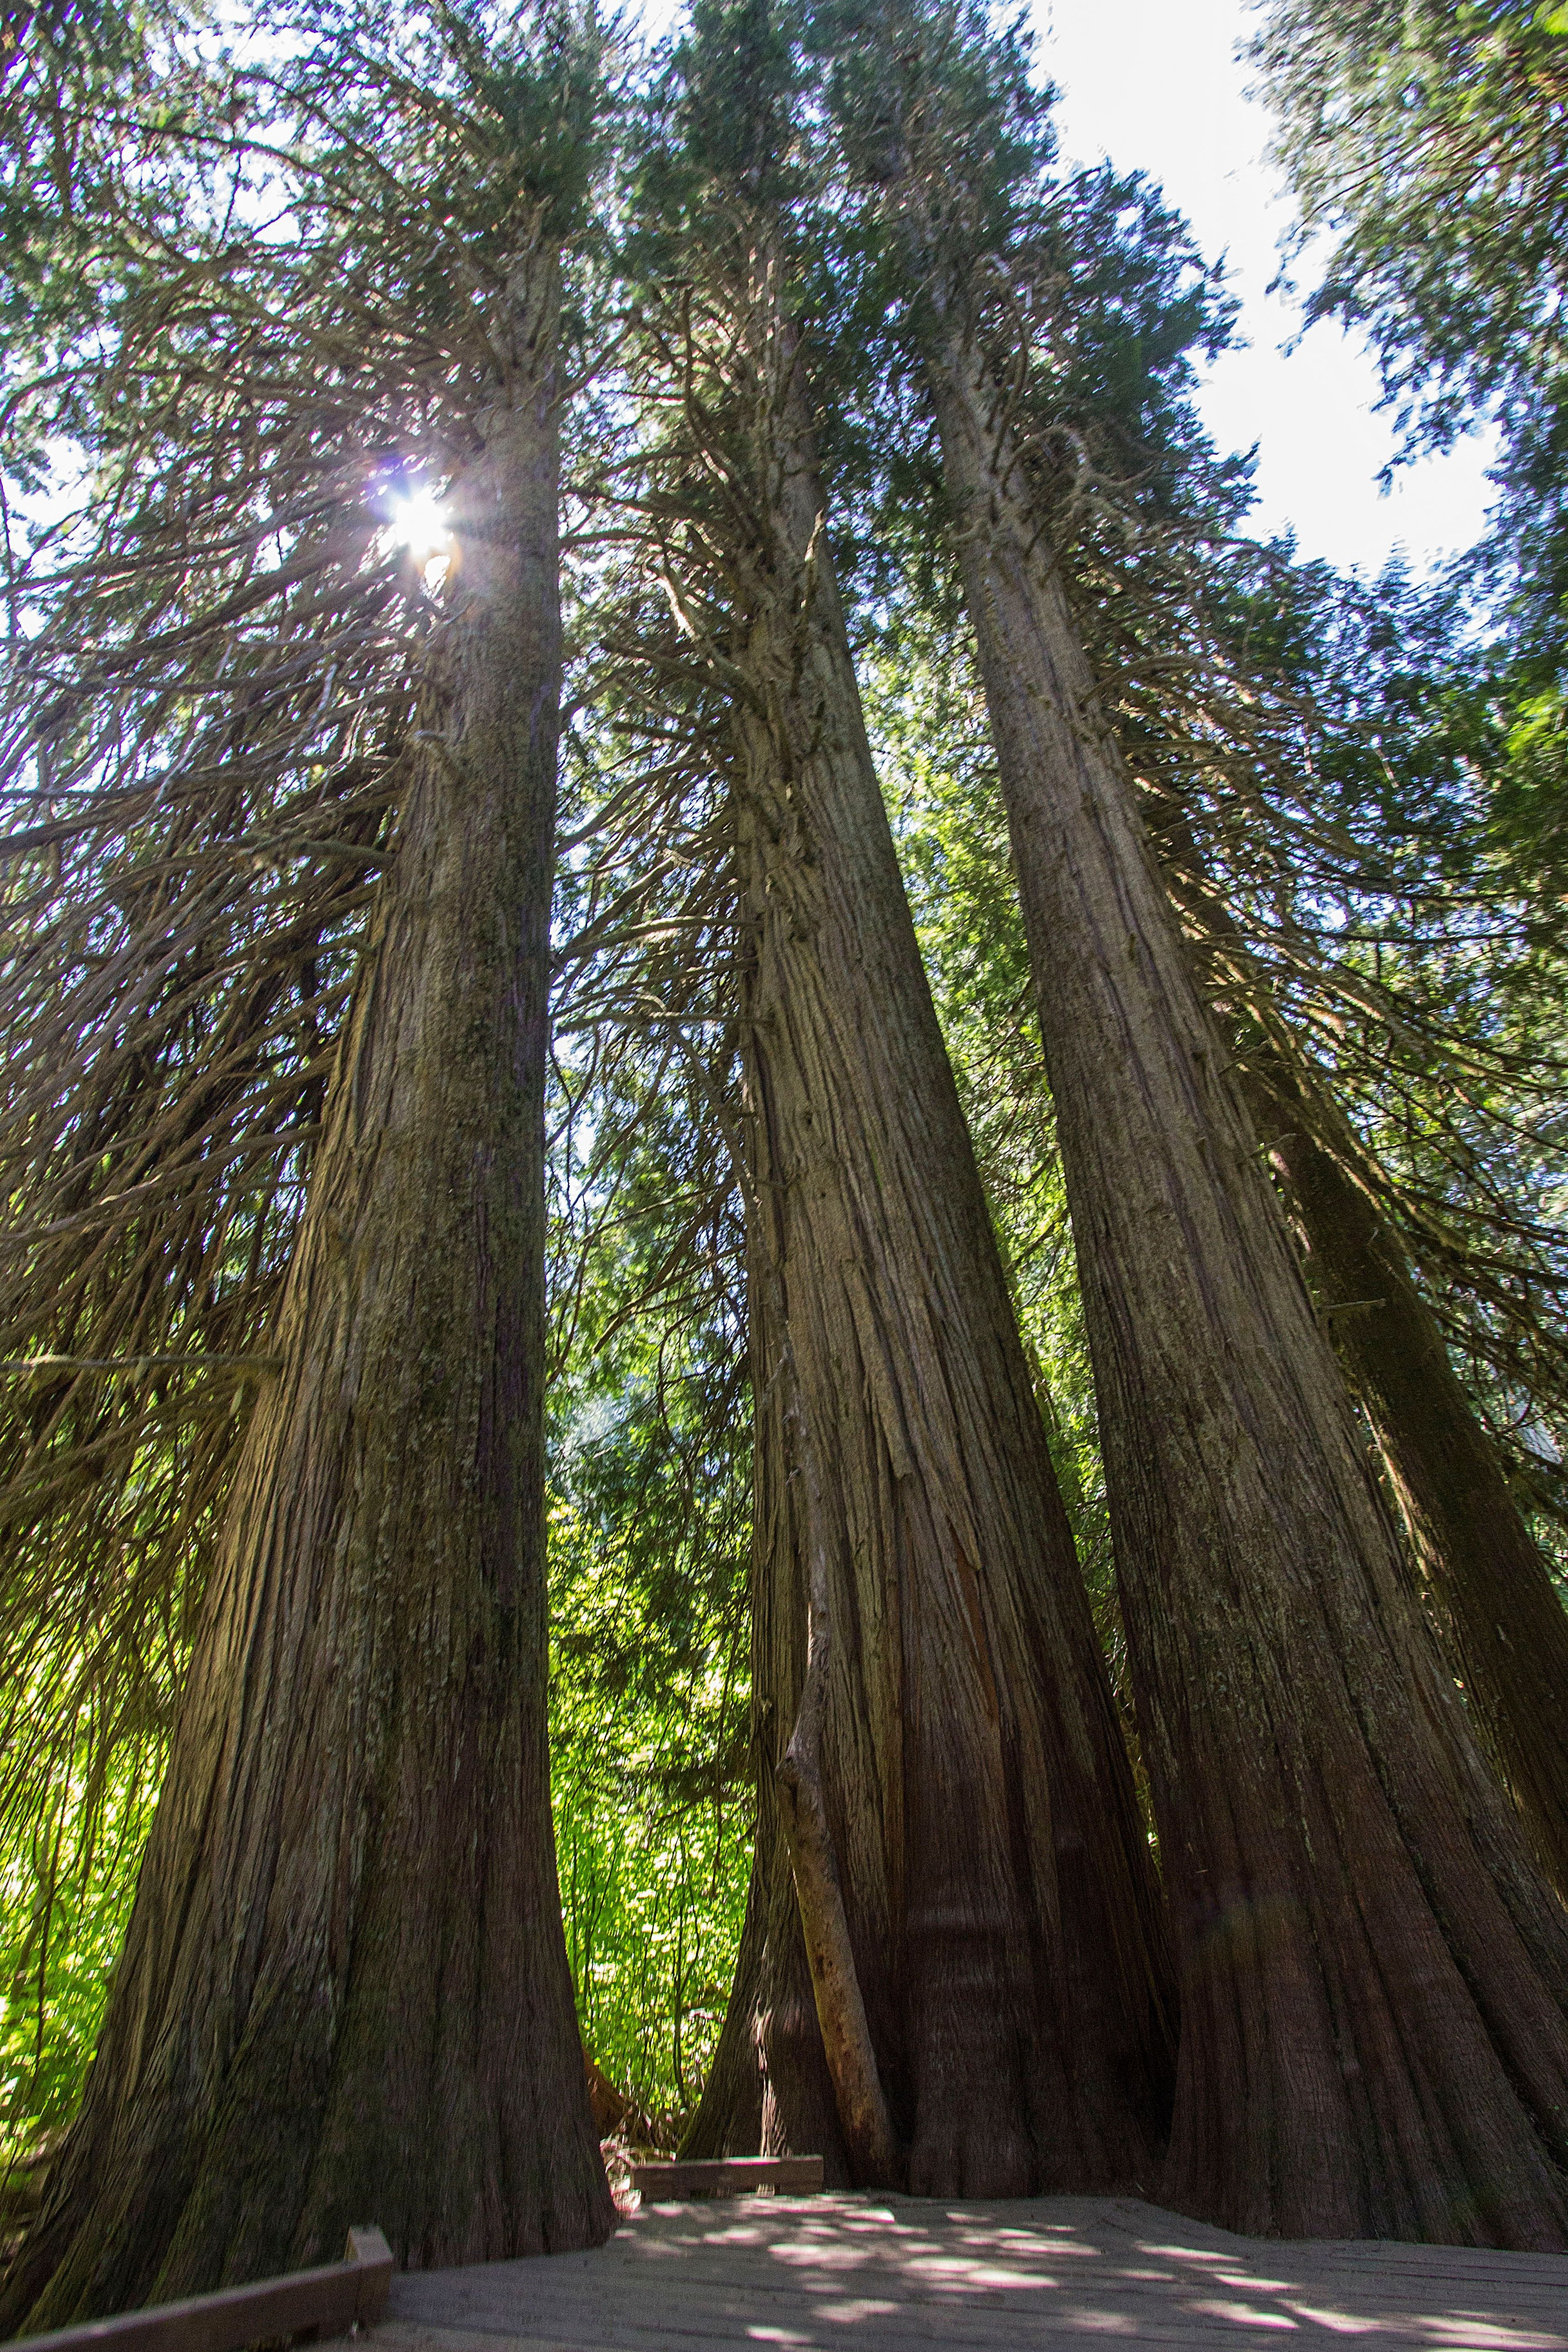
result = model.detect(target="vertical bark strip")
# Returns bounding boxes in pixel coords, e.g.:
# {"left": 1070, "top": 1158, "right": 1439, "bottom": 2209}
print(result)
{"left": 926, "top": 317, "right": 1568, "bottom": 2245}
{"left": 1238, "top": 1050, "right": 1568, "bottom": 1902}
{"left": 775, "top": 1390, "right": 901, "bottom": 2184}
{"left": 1152, "top": 805, "right": 1568, "bottom": 1898}
{"left": 1, "top": 250, "right": 614, "bottom": 2330}
{"left": 683, "top": 279, "right": 1175, "bottom": 2197}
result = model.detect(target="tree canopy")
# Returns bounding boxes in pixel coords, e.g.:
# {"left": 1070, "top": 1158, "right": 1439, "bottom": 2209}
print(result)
{"left": 3, "top": 0, "right": 1568, "bottom": 2288}
{"left": 1252, "top": 0, "right": 1568, "bottom": 868}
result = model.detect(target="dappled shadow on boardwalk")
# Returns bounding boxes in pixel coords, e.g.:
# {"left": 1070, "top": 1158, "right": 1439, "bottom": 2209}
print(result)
{"left": 383, "top": 2192, "right": 1568, "bottom": 2349}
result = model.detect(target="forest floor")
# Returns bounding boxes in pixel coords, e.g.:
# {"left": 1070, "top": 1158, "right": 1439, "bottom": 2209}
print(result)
{"left": 379, "top": 2190, "right": 1568, "bottom": 2348}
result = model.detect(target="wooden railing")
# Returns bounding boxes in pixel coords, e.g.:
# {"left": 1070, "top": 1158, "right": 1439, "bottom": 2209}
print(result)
{"left": 628, "top": 2156, "right": 824, "bottom": 2200}
{"left": 6, "top": 2226, "right": 394, "bottom": 2352}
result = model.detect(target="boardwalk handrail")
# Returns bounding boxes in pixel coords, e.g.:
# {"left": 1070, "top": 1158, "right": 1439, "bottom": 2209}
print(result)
{"left": 628, "top": 2156, "right": 824, "bottom": 2200}
{"left": 4, "top": 2226, "right": 394, "bottom": 2352}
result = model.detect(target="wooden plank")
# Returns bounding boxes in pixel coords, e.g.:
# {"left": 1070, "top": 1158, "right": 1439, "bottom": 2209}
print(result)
{"left": 7, "top": 2226, "right": 394, "bottom": 2352}
{"left": 380, "top": 2192, "right": 1568, "bottom": 2352}
{"left": 626, "top": 2156, "right": 824, "bottom": 2200}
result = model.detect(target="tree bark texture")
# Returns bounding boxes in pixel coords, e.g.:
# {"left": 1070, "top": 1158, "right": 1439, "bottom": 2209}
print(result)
{"left": 0, "top": 251, "right": 614, "bottom": 2331}
{"left": 928, "top": 320, "right": 1568, "bottom": 2245}
{"left": 1150, "top": 805, "right": 1568, "bottom": 1904}
{"left": 682, "top": 287, "right": 1175, "bottom": 2199}
{"left": 773, "top": 1383, "right": 903, "bottom": 2185}
{"left": 1238, "top": 1049, "right": 1568, "bottom": 1904}
{"left": 679, "top": 1258, "right": 853, "bottom": 2186}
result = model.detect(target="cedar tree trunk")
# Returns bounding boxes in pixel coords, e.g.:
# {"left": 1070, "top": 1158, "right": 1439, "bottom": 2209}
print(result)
{"left": 927, "top": 318, "right": 1568, "bottom": 2245}
{"left": 683, "top": 287, "right": 1174, "bottom": 2198}
{"left": 1241, "top": 1049, "right": 1568, "bottom": 1902}
{"left": 1, "top": 251, "right": 613, "bottom": 2331}
{"left": 1152, "top": 804, "right": 1568, "bottom": 1900}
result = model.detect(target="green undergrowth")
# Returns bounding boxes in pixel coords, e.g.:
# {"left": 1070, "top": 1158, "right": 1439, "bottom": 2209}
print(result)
{"left": 547, "top": 1362, "right": 753, "bottom": 2140}
{"left": 0, "top": 1742, "right": 159, "bottom": 2199}
{"left": 0, "top": 1439, "right": 752, "bottom": 2185}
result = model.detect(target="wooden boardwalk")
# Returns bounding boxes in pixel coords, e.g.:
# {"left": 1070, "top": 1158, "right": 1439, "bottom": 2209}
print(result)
{"left": 382, "top": 2192, "right": 1568, "bottom": 2349}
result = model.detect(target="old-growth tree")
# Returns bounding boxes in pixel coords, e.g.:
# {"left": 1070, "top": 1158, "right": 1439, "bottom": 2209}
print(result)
{"left": 826, "top": 0, "right": 1568, "bottom": 2245}
{"left": 861, "top": 524, "right": 1568, "bottom": 1902}
{"left": 1235, "top": 1051, "right": 1568, "bottom": 1888}
{"left": 8, "top": 0, "right": 1568, "bottom": 2270}
{"left": 610, "top": 0, "right": 1174, "bottom": 2196}
{"left": 1102, "top": 584, "right": 1568, "bottom": 1902}
{"left": 0, "top": 3, "right": 613, "bottom": 2320}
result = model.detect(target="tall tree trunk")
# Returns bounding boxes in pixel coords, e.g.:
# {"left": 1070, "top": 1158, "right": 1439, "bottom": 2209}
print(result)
{"left": 1150, "top": 805, "right": 1568, "bottom": 1901}
{"left": 0, "top": 251, "right": 614, "bottom": 2332}
{"left": 683, "top": 284, "right": 1174, "bottom": 2198}
{"left": 1237, "top": 1048, "right": 1568, "bottom": 1900}
{"left": 680, "top": 1255, "right": 861, "bottom": 2187}
{"left": 926, "top": 317, "right": 1568, "bottom": 2245}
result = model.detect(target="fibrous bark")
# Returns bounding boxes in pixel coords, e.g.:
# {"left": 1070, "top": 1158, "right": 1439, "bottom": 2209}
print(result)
{"left": 1150, "top": 807, "right": 1568, "bottom": 1903}
{"left": 1, "top": 251, "right": 613, "bottom": 2329}
{"left": 682, "top": 282, "right": 1174, "bottom": 2198}
{"left": 773, "top": 1379, "right": 902, "bottom": 2185}
{"left": 1238, "top": 1048, "right": 1568, "bottom": 1903}
{"left": 927, "top": 316, "right": 1568, "bottom": 2245}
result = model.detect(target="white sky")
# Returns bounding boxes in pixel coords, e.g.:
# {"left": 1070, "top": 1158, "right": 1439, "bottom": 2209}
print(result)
{"left": 1037, "top": 0, "right": 1497, "bottom": 575}
{"left": 634, "top": 0, "right": 1499, "bottom": 580}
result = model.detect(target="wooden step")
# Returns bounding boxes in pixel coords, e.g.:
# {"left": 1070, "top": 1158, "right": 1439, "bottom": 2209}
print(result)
{"left": 627, "top": 2155, "right": 824, "bottom": 2200}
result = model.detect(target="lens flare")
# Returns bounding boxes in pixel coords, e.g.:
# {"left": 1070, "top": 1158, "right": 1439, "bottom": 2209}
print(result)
{"left": 386, "top": 488, "right": 452, "bottom": 586}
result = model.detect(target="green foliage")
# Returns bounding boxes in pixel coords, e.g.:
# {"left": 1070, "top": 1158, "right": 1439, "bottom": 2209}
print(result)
{"left": 423, "top": 0, "right": 612, "bottom": 235}
{"left": 1251, "top": 0, "right": 1568, "bottom": 670}
{"left": 543, "top": 1005, "right": 753, "bottom": 2128}
{"left": 550, "top": 1439, "right": 750, "bottom": 2127}
{"left": 543, "top": 582, "right": 754, "bottom": 2124}
{"left": 1253, "top": 0, "right": 1568, "bottom": 450}
{"left": 1492, "top": 687, "right": 1568, "bottom": 884}
{"left": 1, "top": 1, "right": 145, "bottom": 330}
{"left": 4, "top": 0, "right": 1568, "bottom": 2195}
{"left": 0, "top": 1736, "right": 158, "bottom": 2174}
{"left": 672, "top": 0, "right": 801, "bottom": 190}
